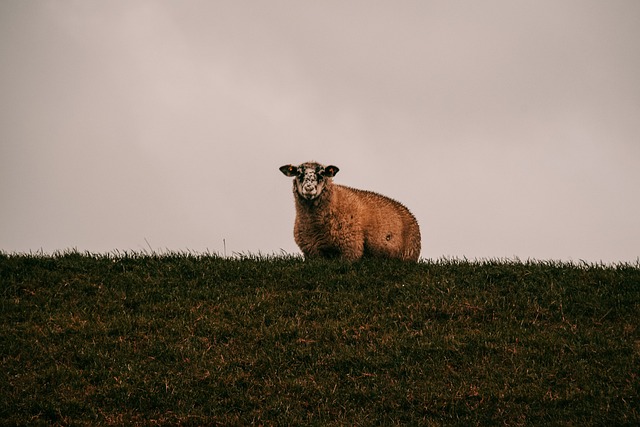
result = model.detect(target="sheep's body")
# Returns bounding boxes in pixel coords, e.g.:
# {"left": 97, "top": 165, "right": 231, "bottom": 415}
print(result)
{"left": 280, "top": 162, "right": 421, "bottom": 261}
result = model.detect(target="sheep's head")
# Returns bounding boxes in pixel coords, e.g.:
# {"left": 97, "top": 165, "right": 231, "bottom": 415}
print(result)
{"left": 280, "top": 162, "right": 339, "bottom": 201}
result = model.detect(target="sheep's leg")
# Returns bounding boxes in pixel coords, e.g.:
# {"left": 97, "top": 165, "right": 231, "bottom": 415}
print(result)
{"left": 338, "top": 233, "right": 365, "bottom": 261}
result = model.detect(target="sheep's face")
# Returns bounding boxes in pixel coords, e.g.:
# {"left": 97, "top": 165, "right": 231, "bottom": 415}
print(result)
{"left": 280, "top": 162, "right": 339, "bottom": 201}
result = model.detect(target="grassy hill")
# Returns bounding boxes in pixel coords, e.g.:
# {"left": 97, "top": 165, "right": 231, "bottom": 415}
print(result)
{"left": 1, "top": 252, "right": 638, "bottom": 425}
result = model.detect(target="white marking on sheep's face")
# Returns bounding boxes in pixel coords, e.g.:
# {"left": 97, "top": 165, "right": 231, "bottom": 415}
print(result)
{"left": 279, "top": 162, "right": 340, "bottom": 201}
{"left": 297, "top": 166, "right": 325, "bottom": 200}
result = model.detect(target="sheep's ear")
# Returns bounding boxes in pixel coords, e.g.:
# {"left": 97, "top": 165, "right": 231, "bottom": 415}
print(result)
{"left": 323, "top": 165, "right": 339, "bottom": 177}
{"left": 279, "top": 165, "right": 298, "bottom": 177}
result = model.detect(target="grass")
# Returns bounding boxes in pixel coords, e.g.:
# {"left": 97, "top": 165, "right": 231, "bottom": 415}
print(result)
{"left": 1, "top": 252, "right": 638, "bottom": 426}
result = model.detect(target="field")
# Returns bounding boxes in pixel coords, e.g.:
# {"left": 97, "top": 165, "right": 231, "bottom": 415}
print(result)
{"left": 1, "top": 252, "right": 638, "bottom": 425}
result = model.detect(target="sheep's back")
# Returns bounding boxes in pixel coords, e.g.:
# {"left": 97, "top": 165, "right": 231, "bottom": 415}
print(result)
{"left": 334, "top": 184, "right": 421, "bottom": 260}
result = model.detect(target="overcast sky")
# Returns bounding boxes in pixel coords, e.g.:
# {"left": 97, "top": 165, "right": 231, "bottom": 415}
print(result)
{"left": 1, "top": 1, "right": 639, "bottom": 263}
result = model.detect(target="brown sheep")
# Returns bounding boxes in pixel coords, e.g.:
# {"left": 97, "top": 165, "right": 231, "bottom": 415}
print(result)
{"left": 279, "top": 161, "right": 421, "bottom": 261}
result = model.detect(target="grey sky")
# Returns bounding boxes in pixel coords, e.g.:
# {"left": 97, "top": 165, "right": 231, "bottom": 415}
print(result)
{"left": 1, "top": 0, "right": 639, "bottom": 262}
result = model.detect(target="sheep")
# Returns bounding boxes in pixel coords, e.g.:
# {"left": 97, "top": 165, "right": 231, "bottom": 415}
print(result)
{"left": 279, "top": 161, "right": 421, "bottom": 261}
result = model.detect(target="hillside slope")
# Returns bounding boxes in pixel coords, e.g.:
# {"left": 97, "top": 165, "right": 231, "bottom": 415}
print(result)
{"left": 1, "top": 253, "right": 638, "bottom": 425}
